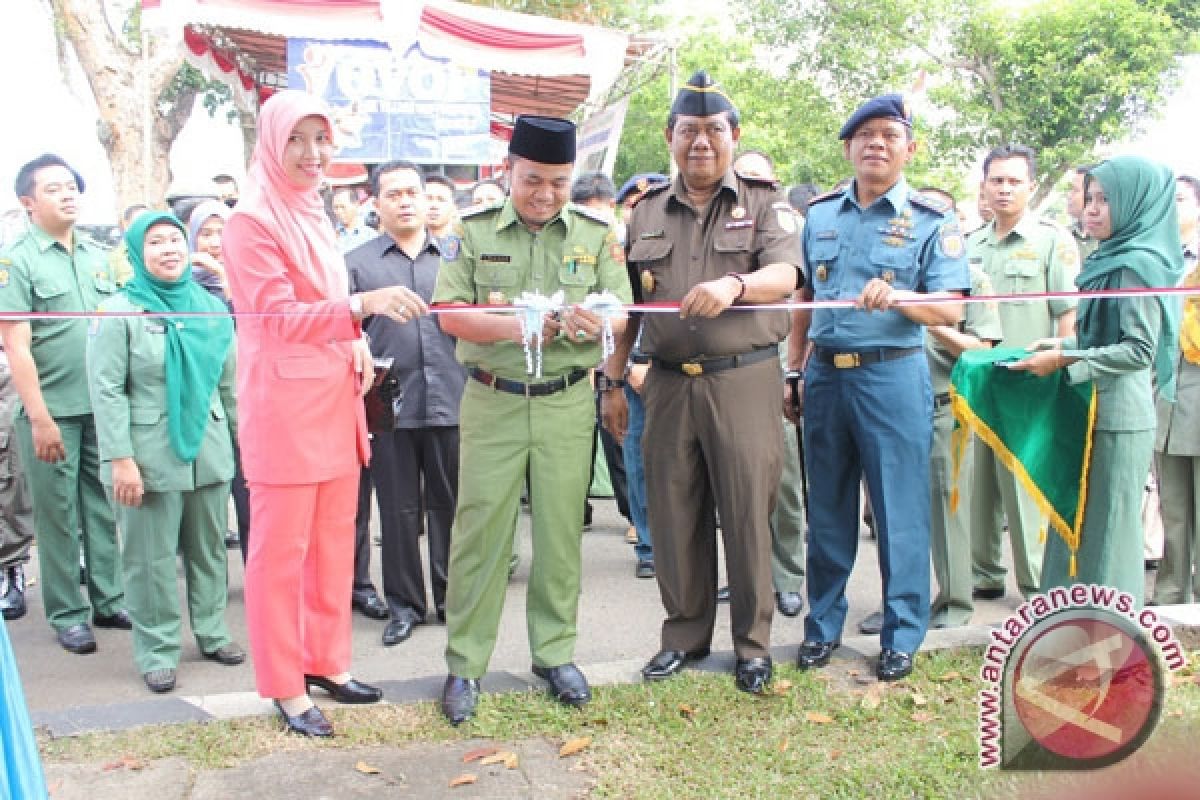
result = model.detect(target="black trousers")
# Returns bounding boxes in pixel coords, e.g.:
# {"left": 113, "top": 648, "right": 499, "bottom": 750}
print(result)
{"left": 371, "top": 426, "right": 459, "bottom": 618}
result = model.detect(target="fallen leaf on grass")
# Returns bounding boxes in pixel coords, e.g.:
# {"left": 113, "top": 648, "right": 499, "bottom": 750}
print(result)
{"left": 462, "top": 746, "right": 500, "bottom": 763}
{"left": 847, "top": 669, "right": 860, "bottom": 676}
{"left": 829, "top": 749, "right": 842, "bottom": 760}
{"left": 805, "top": 711, "right": 834, "bottom": 724}
{"left": 449, "top": 773, "right": 478, "bottom": 788}
{"left": 861, "top": 691, "right": 882, "bottom": 710}
{"left": 911, "top": 693, "right": 928, "bottom": 707}
{"left": 934, "top": 671, "right": 962, "bottom": 682}
{"left": 773, "top": 679, "right": 793, "bottom": 694}
{"left": 559, "top": 736, "right": 592, "bottom": 757}
{"left": 911, "top": 711, "right": 935, "bottom": 723}
{"left": 503, "top": 752, "right": 519, "bottom": 769}
{"left": 102, "top": 756, "right": 146, "bottom": 772}
{"left": 778, "top": 737, "right": 789, "bottom": 753}
{"left": 678, "top": 703, "right": 696, "bottom": 718}
{"left": 354, "top": 761, "right": 382, "bottom": 775}
{"left": 480, "top": 750, "right": 518, "bottom": 769}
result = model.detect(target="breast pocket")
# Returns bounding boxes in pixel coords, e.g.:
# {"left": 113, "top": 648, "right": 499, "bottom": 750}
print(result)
{"left": 1002, "top": 257, "right": 1045, "bottom": 296}
{"left": 557, "top": 253, "right": 598, "bottom": 303}
{"left": 806, "top": 240, "right": 840, "bottom": 288}
{"left": 627, "top": 239, "right": 673, "bottom": 299}
{"left": 713, "top": 227, "right": 755, "bottom": 272}
{"left": 868, "top": 245, "right": 918, "bottom": 289}
{"left": 473, "top": 264, "right": 520, "bottom": 304}
{"left": 31, "top": 280, "right": 73, "bottom": 311}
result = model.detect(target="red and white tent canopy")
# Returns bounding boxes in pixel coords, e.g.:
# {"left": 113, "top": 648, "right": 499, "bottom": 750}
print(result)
{"left": 142, "top": 0, "right": 641, "bottom": 117}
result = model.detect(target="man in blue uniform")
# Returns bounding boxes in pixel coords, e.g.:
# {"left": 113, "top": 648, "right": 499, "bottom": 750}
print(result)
{"left": 787, "top": 95, "right": 969, "bottom": 681}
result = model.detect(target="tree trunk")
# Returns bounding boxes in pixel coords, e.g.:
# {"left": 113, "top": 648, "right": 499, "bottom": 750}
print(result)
{"left": 48, "top": 0, "right": 184, "bottom": 212}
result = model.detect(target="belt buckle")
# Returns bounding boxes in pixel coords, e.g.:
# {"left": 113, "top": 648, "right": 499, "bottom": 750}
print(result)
{"left": 833, "top": 353, "right": 860, "bottom": 369}
{"left": 681, "top": 361, "right": 704, "bottom": 377}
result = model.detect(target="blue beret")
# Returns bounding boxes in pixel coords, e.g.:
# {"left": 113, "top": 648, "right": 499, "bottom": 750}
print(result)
{"left": 838, "top": 93, "right": 912, "bottom": 140}
{"left": 670, "top": 70, "right": 737, "bottom": 119}
{"left": 616, "top": 173, "right": 669, "bottom": 205}
{"left": 509, "top": 115, "right": 576, "bottom": 165}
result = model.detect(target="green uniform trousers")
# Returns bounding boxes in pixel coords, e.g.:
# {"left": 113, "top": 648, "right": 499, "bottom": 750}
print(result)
{"left": 14, "top": 412, "right": 122, "bottom": 629}
{"left": 1043, "top": 430, "right": 1152, "bottom": 606}
{"left": 970, "top": 445, "right": 1044, "bottom": 597}
{"left": 444, "top": 377, "right": 593, "bottom": 679}
{"left": 1152, "top": 451, "right": 1200, "bottom": 603}
{"left": 930, "top": 403, "right": 973, "bottom": 626}
{"left": 119, "top": 483, "right": 234, "bottom": 673}
{"left": 771, "top": 420, "right": 806, "bottom": 593}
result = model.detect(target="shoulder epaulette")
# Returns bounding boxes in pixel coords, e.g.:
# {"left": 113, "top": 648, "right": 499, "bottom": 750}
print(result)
{"left": 908, "top": 191, "right": 949, "bottom": 215}
{"left": 734, "top": 170, "right": 780, "bottom": 190}
{"left": 459, "top": 202, "right": 502, "bottom": 220}
{"left": 568, "top": 203, "right": 611, "bottom": 226}
{"left": 808, "top": 188, "right": 843, "bottom": 207}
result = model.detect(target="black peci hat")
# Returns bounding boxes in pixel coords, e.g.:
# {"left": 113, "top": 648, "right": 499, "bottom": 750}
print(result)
{"left": 508, "top": 115, "right": 577, "bottom": 165}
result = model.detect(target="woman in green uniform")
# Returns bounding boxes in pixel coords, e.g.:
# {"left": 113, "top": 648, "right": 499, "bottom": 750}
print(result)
{"left": 87, "top": 211, "right": 244, "bottom": 692}
{"left": 1014, "top": 156, "right": 1184, "bottom": 604}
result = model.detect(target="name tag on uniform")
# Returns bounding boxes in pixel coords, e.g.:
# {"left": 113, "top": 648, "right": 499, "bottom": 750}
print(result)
{"left": 564, "top": 254, "right": 597, "bottom": 265}
{"left": 724, "top": 220, "right": 754, "bottom": 230}
{"left": 640, "top": 230, "right": 665, "bottom": 239}
{"left": 815, "top": 230, "right": 838, "bottom": 240}
{"left": 144, "top": 321, "right": 166, "bottom": 334}
{"left": 480, "top": 253, "right": 511, "bottom": 263}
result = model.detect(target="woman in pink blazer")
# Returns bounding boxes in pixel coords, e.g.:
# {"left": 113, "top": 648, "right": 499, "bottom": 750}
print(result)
{"left": 223, "top": 90, "right": 425, "bottom": 737}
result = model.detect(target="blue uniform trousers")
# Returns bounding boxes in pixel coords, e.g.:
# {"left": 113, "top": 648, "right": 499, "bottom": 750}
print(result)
{"left": 803, "top": 352, "right": 933, "bottom": 654}
{"left": 623, "top": 384, "right": 652, "bottom": 562}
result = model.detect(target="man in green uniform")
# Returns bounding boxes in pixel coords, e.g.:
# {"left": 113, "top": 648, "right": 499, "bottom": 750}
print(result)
{"left": 433, "top": 116, "right": 632, "bottom": 725}
{"left": 0, "top": 344, "right": 36, "bottom": 620}
{"left": 1066, "top": 165, "right": 1098, "bottom": 261}
{"left": 968, "top": 144, "right": 1078, "bottom": 602}
{"left": 0, "top": 154, "right": 126, "bottom": 654}
{"left": 917, "top": 188, "right": 1004, "bottom": 628}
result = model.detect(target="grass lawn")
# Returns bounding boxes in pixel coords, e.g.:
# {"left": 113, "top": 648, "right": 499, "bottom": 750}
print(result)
{"left": 38, "top": 644, "right": 1200, "bottom": 799}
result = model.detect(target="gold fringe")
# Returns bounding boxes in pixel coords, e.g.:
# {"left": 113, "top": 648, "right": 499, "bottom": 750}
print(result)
{"left": 948, "top": 384, "right": 1096, "bottom": 578}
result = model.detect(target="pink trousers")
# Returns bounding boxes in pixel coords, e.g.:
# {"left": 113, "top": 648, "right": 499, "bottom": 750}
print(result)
{"left": 244, "top": 472, "right": 358, "bottom": 699}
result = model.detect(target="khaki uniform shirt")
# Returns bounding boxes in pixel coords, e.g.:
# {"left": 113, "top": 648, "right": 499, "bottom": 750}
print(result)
{"left": 626, "top": 172, "right": 802, "bottom": 361}
{"left": 0, "top": 225, "right": 120, "bottom": 417}
{"left": 925, "top": 265, "right": 1004, "bottom": 395}
{"left": 432, "top": 200, "right": 632, "bottom": 380}
{"left": 967, "top": 213, "right": 1079, "bottom": 350}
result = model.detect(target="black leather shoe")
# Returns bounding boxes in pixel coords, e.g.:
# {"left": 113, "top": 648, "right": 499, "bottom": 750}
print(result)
{"left": 531, "top": 663, "right": 591, "bottom": 708}
{"left": 57, "top": 624, "right": 97, "bottom": 654}
{"left": 274, "top": 700, "right": 334, "bottom": 737}
{"left": 0, "top": 565, "right": 26, "bottom": 621}
{"left": 441, "top": 675, "right": 480, "bottom": 725}
{"left": 304, "top": 674, "right": 382, "bottom": 704}
{"left": 93, "top": 609, "right": 133, "bottom": 629}
{"left": 877, "top": 649, "right": 914, "bottom": 681}
{"left": 203, "top": 642, "right": 246, "bottom": 666}
{"left": 775, "top": 591, "right": 803, "bottom": 617}
{"left": 716, "top": 586, "right": 730, "bottom": 603}
{"left": 143, "top": 668, "right": 176, "bottom": 693}
{"left": 796, "top": 640, "right": 839, "bottom": 669}
{"left": 972, "top": 586, "right": 1005, "bottom": 600}
{"left": 382, "top": 610, "right": 421, "bottom": 646}
{"left": 734, "top": 657, "right": 773, "bottom": 694}
{"left": 858, "top": 610, "right": 884, "bottom": 635}
{"left": 641, "top": 647, "right": 711, "bottom": 681}
{"left": 352, "top": 589, "right": 389, "bottom": 620}
{"left": 635, "top": 559, "right": 655, "bottom": 579}
{"left": 436, "top": 606, "right": 446, "bottom": 624}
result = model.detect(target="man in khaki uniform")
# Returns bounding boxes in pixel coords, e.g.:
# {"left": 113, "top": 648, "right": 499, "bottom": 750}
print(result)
{"left": 917, "top": 188, "right": 1004, "bottom": 628}
{"left": 601, "top": 71, "right": 803, "bottom": 695}
{"left": 0, "top": 154, "right": 127, "bottom": 654}
{"left": 433, "top": 116, "right": 631, "bottom": 724}
{"left": 968, "top": 144, "right": 1078, "bottom": 601}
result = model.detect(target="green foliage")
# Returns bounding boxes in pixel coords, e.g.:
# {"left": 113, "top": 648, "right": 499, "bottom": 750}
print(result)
{"left": 741, "top": 0, "right": 1199, "bottom": 205}
{"left": 162, "top": 63, "right": 237, "bottom": 122}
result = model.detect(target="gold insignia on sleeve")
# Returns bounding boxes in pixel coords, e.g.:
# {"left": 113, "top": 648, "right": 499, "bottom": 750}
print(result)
{"left": 816, "top": 265, "right": 828, "bottom": 282}
{"left": 939, "top": 223, "right": 965, "bottom": 259}
{"left": 641, "top": 269, "right": 656, "bottom": 293}
{"left": 0, "top": 269, "right": 8, "bottom": 288}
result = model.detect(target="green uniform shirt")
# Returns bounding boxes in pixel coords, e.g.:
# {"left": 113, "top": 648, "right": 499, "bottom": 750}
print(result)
{"left": 0, "top": 224, "right": 119, "bottom": 417}
{"left": 925, "top": 265, "right": 1004, "bottom": 394}
{"left": 967, "top": 213, "right": 1079, "bottom": 350}
{"left": 432, "top": 200, "right": 633, "bottom": 380}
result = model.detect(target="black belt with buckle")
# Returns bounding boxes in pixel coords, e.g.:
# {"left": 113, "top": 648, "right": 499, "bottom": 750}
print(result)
{"left": 813, "top": 346, "right": 922, "bottom": 369}
{"left": 469, "top": 367, "right": 589, "bottom": 397}
{"left": 652, "top": 345, "right": 777, "bottom": 377}
{"left": 934, "top": 392, "right": 952, "bottom": 409}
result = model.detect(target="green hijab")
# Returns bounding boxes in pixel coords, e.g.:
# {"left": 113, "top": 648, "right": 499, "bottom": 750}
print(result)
{"left": 122, "top": 211, "right": 234, "bottom": 463}
{"left": 1078, "top": 156, "right": 1185, "bottom": 397}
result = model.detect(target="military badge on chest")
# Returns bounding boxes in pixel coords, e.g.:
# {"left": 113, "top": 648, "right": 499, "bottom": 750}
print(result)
{"left": 878, "top": 209, "right": 916, "bottom": 248}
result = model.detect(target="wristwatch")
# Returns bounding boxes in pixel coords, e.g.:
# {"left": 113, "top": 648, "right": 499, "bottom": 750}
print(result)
{"left": 349, "top": 293, "right": 364, "bottom": 320}
{"left": 595, "top": 374, "right": 626, "bottom": 392}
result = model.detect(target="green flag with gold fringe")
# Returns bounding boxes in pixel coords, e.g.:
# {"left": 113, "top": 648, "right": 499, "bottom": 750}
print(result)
{"left": 949, "top": 347, "right": 1096, "bottom": 576}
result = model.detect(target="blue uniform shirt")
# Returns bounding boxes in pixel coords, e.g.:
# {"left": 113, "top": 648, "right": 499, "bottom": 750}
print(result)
{"left": 803, "top": 177, "right": 969, "bottom": 349}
